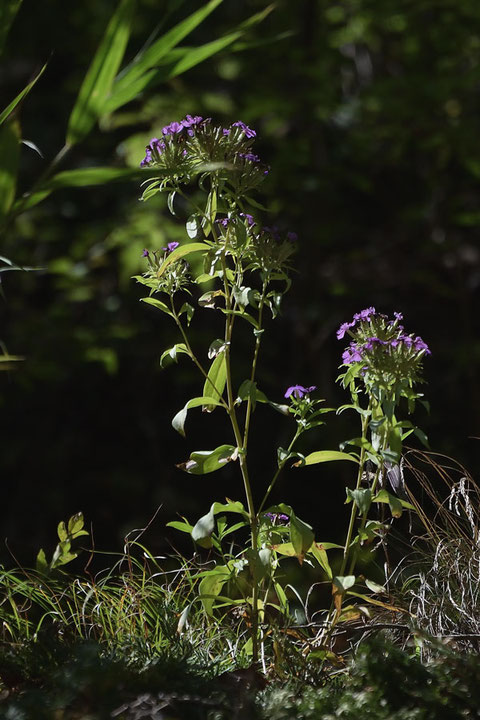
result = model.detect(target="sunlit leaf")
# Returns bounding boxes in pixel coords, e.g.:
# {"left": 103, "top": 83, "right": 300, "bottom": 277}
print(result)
{"left": 202, "top": 351, "right": 227, "bottom": 410}
{"left": 66, "top": 0, "right": 134, "bottom": 145}
{"left": 177, "top": 444, "right": 236, "bottom": 475}
{"left": 172, "top": 395, "right": 222, "bottom": 437}
{"left": 156, "top": 242, "right": 210, "bottom": 278}
{"left": 295, "top": 450, "right": 359, "bottom": 467}
{"left": 103, "top": 0, "right": 224, "bottom": 114}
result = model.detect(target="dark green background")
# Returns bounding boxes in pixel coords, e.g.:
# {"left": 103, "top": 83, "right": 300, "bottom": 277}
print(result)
{"left": 1, "top": 0, "right": 479, "bottom": 563}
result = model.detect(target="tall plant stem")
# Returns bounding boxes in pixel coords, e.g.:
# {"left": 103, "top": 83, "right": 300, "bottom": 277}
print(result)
{"left": 339, "top": 403, "right": 372, "bottom": 578}
{"left": 242, "top": 277, "right": 268, "bottom": 453}
{"left": 218, "top": 236, "right": 259, "bottom": 662}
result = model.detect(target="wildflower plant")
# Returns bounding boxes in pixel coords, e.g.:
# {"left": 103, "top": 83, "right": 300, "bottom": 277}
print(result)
{"left": 134, "top": 116, "right": 431, "bottom": 662}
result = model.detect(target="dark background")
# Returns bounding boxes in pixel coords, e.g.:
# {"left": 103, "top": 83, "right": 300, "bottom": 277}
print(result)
{"left": 1, "top": 0, "right": 479, "bottom": 564}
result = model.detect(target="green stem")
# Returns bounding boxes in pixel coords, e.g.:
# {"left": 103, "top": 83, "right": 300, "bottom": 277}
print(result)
{"left": 339, "top": 403, "right": 372, "bottom": 578}
{"left": 170, "top": 297, "right": 228, "bottom": 410}
{"left": 242, "top": 277, "right": 268, "bottom": 453}
{"left": 257, "top": 429, "right": 301, "bottom": 515}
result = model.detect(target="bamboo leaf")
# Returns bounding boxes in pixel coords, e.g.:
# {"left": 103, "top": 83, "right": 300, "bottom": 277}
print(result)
{"left": 0, "top": 61, "right": 47, "bottom": 126}
{"left": 172, "top": 395, "right": 222, "bottom": 437}
{"left": 103, "top": 0, "right": 223, "bottom": 114}
{"left": 66, "top": 0, "right": 135, "bottom": 145}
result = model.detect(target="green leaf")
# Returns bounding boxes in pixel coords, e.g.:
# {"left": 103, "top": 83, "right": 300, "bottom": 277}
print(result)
{"left": 202, "top": 351, "right": 227, "bottom": 410}
{"left": 15, "top": 167, "right": 145, "bottom": 212}
{"left": 166, "top": 519, "right": 193, "bottom": 534}
{"left": 365, "top": 579, "right": 386, "bottom": 594}
{"left": 67, "top": 512, "right": 85, "bottom": 536}
{"left": 177, "top": 444, "right": 236, "bottom": 475}
{"left": 35, "top": 548, "right": 48, "bottom": 573}
{"left": 198, "top": 565, "right": 230, "bottom": 616}
{"left": 0, "top": 0, "right": 22, "bottom": 57}
{"left": 186, "top": 214, "right": 202, "bottom": 239}
{"left": 140, "top": 297, "right": 174, "bottom": 316}
{"left": 57, "top": 521, "right": 68, "bottom": 542}
{"left": 295, "top": 450, "right": 359, "bottom": 467}
{"left": 309, "top": 542, "right": 333, "bottom": 579}
{"left": 160, "top": 342, "right": 190, "bottom": 368}
{"left": 0, "top": 61, "right": 47, "bottom": 126}
{"left": 66, "top": 0, "right": 134, "bottom": 145}
{"left": 103, "top": 0, "right": 224, "bottom": 114}
{"left": 345, "top": 488, "right": 372, "bottom": 514}
{"left": 0, "top": 119, "right": 20, "bottom": 221}
{"left": 289, "top": 514, "right": 314, "bottom": 564}
{"left": 157, "top": 242, "right": 210, "bottom": 278}
{"left": 192, "top": 504, "right": 215, "bottom": 548}
{"left": 372, "top": 489, "right": 415, "bottom": 517}
{"left": 332, "top": 575, "right": 356, "bottom": 594}
{"left": 212, "top": 500, "right": 248, "bottom": 519}
{"left": 172, "top": 395, "right": 222, "bottom": 437}
{"left": 236, "top": 379, "right": 268, "bottom": 409}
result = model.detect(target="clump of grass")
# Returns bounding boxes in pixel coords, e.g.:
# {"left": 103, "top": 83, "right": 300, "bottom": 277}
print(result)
{"left": 398, "top": 450, "right": 480, "bottom": 655}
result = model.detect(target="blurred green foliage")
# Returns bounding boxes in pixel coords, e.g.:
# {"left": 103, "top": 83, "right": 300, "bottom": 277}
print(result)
{"left": 1, "top": 0, "right": 479, "bottom": 557}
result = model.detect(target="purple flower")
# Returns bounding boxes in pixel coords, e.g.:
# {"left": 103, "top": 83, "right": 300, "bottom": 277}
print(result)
{"left": 284, "top": 384, "right": 316, "bottom": 399}
{"left": 287, "top": 231, "right": 298, "bottom": 242}
{"left": 337, "top": 321, "right": 355, "bottom": 340}
{"left": 222, "top": 128, "right": 230, "bottom": 136}
{"left": 181, "top": 115, "right": 203, "bottom": 136}
{"left": 394, "top": 311, "right": 403, "bottom": 322}
{"left": 162, "top": 241, "right": 179, "bottom": 253}
{"left": 240, "top": 212, "right": 255, "bottom": 226}
{"left": 364, "top": 337, "right": 387, "bottom": 350}
{"left": 162, "top": 121, "right": 183, "bottom": 136}
{"left": 140, "top": 137, "right": 166, "bottom": 167}
{"left": 342, "top": 345, "right": 363, "bottom": 364}
{"left": 238, "top": 152, "right": 260, "bottom": 163}
{"left": 142, "top": 249, "right": 149, "bottom": 257}
{"left": 413, "top": 336, "right": 431, "bottom": 355}
{"left": 354, "top": 307, "right": 376, "bottom": 322}
{"left": 264, "top": 512, "right": 289, "bottom": 525}
{"left": 217, "top": 217, "right": 229, "bottom": 227}
{"left": 231, "top": 120, "right": 256, "bottom": 138}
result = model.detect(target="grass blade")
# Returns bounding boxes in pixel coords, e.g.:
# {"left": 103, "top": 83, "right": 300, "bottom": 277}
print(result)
{"left": 0, "top": 61, "right": 47, "bottom": 126}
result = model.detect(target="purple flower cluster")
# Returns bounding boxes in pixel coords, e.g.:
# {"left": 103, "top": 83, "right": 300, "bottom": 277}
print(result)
{"left": 337, "top": 306, "right": 376, "bottom": 340}
{"left": 284, "top": 384, "right": 316, "bottom": 399}
{"left": 140, "top": 137, "right": 166, "bottom": 167}
{"left": 140, "top": 116, "right": 205, "bottom": 167}
{"left": 238, "top": 152, "right": 260, "bottom": 163}
{"left": 338, "top": 308, "right": 431, "bottom": 367}
{"left": 231, "top": 120, "right": 256, "bottom": 138}
{"left": 162, "top": 114, "right": 203, "bottom": 137}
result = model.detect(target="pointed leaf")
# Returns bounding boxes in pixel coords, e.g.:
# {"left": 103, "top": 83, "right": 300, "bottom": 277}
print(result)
{"left": 192, "top": 504, "right": 215, "bottom": 548}
{"left": 157, "top": 242, "right": 210, "bottom": 278}
{"left": 0, "top": 61, "right": 47, "bottom": 126}
{"left": 140, "top": 297, "right": 174, "bottom": 316}
{"left": 289, "top": 515, "right": 314, "bottom": 564}
{"left": 160, "top": 342, "right": 189, "bottom": 368}
{"left": 177, "top": 444, "right": 236, "bottom": 475}
{"left": 104, "top": 0, "right": 223, "bottom": 114}
{"left": 172, "top": 395, "right": 222, "bottom": 436}
{"left": 297, "top": 450, "right": 359, "bottom": 467}
{"left": 66, "top": 0, "right": 134, "bottom": 145}
{"left": 309, "top": 542, "right": 332, "bottom": 579}
{"left": 202, "top": 351, "right": 227, "bottom": 410}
